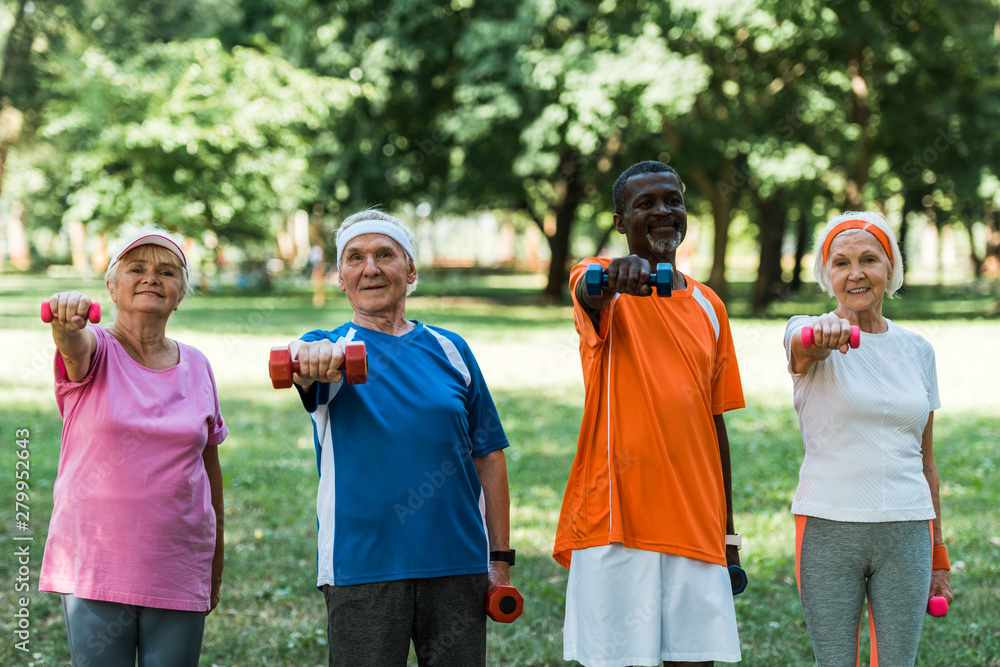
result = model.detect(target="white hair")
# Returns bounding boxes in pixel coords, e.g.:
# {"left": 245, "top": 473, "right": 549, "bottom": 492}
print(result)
{"left": 336, "top": 208, "right": 419, "bottom": 295}
{"left": 813, "top": 210, "right": 904, "bottom": 298}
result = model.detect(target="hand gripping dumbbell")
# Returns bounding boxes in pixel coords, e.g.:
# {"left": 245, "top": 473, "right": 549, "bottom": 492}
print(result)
{"left": 485, "top": 585, "right": 524, "bottom": 623}
{"left": 41, "top": 301, "right": 102, "bottom": 324}
{"left": 268, "top": 342, "right": 368, "bottom": 389}
{"left": 927, "top": 595, "right": 948, "bottom": 617}
{"left": 728, "top": 565, "right": 748, "bottom": 596}
{"left": 800, "top": 325, "right": 860, "bottom": 350}
{"left": 585, "top": 262, "right": 674, "bottom": 297}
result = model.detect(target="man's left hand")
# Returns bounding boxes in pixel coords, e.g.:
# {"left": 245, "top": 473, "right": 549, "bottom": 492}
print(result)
{"left": 726, "top": 544, "right": 741, "bottom": 569}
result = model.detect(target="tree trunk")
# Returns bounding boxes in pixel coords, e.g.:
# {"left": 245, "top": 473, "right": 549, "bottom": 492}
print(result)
{"left": 845, "top": 56, "right": 870, "bottom": 209}
{"left": 593, "top": 222, "right": 617, "bottom": 258}
{"left": 985, "top": 202, "right": 999, "bottom": 266}
{"left": 688, "top": 160, "right": 736, "bottom": 302}
{"left": 751, "top": 192, "right": 787, "bottom": 315}
{"left": 541, "top": 152, "right": 586, "bottom": 301}
{"left": 0, "top": 0, "right": 32, "bottom": 200}
{"left": 790, "top": 213, "right": 810, "bottom": 292}
{"left": 965, "top": 221, "right": 983, "bottom": 280}
{"left": 542, "top": 203, "right": 577, "bottom": 301}
{"left": 707, "top": 198, "right": 731, "bottom": 302}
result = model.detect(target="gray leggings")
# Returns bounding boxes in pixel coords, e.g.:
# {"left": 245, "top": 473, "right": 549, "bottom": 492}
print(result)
{"left": 796, "top": 516, "right": 932, "bottom": 667}
{"left": 62, "top": 594, "right": 205, "bottom": 667}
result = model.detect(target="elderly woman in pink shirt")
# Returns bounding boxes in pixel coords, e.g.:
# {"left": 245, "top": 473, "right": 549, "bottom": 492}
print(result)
{"left": 40, "top": 232, "right": 227, "bottom": 667}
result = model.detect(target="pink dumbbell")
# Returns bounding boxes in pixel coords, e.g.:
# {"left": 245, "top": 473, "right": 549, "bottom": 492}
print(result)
{"left": 801, "top": 325, "right": 860, "bottom": 350}
{"left": 927, "top": 596, "right": 948, "bottom": 617}
{"left": 41, "top": 301, "right": 102, "bottom": 324}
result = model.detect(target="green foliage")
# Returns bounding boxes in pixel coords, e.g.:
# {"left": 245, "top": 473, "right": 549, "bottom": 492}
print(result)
{"left": 34, "top": 38, "right": 348, "bottom": 242}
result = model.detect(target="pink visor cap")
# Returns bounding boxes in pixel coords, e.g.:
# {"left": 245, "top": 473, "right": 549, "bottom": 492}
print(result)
{"left": 105, "top": 232, "right": 189, "bottom": 282}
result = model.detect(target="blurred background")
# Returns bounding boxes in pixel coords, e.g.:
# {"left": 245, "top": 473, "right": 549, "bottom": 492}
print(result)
{"left": 2, "top": 3, "right": 1000, "bottom": 665}
{"left": 2, "top": 0, "right": 999, "bottom": 311}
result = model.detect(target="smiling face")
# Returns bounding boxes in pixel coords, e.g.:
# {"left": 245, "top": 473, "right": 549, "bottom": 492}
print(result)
{"left": 338, "top": 233, "right": 417, "bottom": 316}
{"left": 107, "top": 245, "right": 185, "bottom": 319}
{"left": 613, "top": 171, "right": 687, "bottom": 259}
{"left": 826, "top": 231, "right": 890, "bottom": 313}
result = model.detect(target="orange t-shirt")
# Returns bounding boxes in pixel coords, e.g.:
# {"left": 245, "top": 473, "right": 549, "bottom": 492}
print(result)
{"left": 553, "top": 258, "right": 745, "bottom": 568}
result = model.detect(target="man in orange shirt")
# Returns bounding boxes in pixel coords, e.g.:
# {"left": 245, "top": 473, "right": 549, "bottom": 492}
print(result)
{"left": 554, "top": 161, "right": 745, "bottom": 666}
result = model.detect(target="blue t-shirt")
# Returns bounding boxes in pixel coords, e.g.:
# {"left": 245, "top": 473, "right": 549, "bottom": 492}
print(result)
{"left": 298, "top": 321, "right": 509, "bottom": 586}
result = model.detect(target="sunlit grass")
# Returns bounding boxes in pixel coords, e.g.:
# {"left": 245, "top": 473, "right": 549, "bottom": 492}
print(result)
{"left": 1, "top": 274, "right": 998, "bottom": 666}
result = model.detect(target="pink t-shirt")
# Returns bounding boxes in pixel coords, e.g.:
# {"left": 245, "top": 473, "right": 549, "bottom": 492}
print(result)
{"left": 39, "top": 324, "right": 228, "bottom": 611}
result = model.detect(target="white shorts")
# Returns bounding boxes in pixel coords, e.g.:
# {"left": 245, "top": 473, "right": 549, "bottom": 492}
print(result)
{"left": 564, "top": 543, "right": 741, "bottom": 666}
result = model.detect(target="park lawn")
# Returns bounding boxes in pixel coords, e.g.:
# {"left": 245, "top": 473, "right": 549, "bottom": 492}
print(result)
{"left": 0, "top": 275, "right": 998, "bottom": 666}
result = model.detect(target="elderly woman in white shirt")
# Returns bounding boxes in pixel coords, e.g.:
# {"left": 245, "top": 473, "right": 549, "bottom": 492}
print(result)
{"left": 784, "top": 211, "right": 952, "bottom": 666}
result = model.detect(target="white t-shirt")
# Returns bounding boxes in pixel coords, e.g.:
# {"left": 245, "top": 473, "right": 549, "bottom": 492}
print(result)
{"left": 784, "top": 315, "right": 940, "bottom": 522}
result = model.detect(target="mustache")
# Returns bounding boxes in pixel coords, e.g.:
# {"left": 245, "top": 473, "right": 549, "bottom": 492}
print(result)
{"left": 646, "top": 217, "right": 682, "bottom": 228}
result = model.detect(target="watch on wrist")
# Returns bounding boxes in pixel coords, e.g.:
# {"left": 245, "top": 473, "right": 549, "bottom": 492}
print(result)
{"left": 490, "top": 549, "right": 516, "bottom": 566}
{"left": 725, "top": 533, "right": 742, "bottom": 551}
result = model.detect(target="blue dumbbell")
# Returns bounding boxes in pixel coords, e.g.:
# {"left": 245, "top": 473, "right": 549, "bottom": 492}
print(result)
{"left": 585, "top": 262, "right": 673, "bottom": 297}
{"left": 728, "top": 565, "right": 748, "bottom": 596}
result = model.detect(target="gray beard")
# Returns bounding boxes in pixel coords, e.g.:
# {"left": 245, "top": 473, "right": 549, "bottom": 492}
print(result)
{"left": 648, "top": 235, "right": 681, "bottom": 255}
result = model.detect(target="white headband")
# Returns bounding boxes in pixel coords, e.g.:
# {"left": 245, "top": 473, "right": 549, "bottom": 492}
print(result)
{"left": 336, "top": 219, "right": 415, "bottom": 269}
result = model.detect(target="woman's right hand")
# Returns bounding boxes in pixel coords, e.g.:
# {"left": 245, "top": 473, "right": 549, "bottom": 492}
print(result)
{"left": 45, "top": 291, "right": 96, "bottom": 331}
{"left": 287, "top": 340, "right": 346, "bottom": 388}
{"left": 46, "top": 292, "right": 99, "bottom": 382}
{"left": 790, "top": 313, "right": 854, "bottom": 374}
{"left": 801, "top": 314, "right": 855, "bottom": 355}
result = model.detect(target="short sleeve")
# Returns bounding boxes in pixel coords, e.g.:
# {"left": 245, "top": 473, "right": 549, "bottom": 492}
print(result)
{"left": 569, "top": 258, "right": 613, "bottom": 347}
{"left": 710, "top": 301, "right": 745, "bottom": 415}
{"left": 204, "top": 360, "right": 228, "bottom": 446}
{"left": 459, "top": 341, "right": 509, "bottom": 458}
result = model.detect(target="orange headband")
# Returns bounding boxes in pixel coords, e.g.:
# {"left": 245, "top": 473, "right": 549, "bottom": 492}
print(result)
{"left": 821, "top": 219, "right": 894, "bottom": 267}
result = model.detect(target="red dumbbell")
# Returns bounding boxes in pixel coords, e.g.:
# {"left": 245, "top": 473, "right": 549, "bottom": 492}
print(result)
{"left": 41, "top": 301, "right": 101, "bottom": 324}
{"left": 801, "top": 325, "right": 860, "bottom": 350}
{"left": 927, "top": 595, "right": 948, "bottom": 617}
{"left": 486, "top": 585, "right": 523, "bottom": 623}
{"left": 269, "top": 342, "right": 368, "bottom": 389}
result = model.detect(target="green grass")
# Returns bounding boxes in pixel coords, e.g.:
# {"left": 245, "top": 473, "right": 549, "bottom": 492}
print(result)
{"left": 1, "top": 274, "right": 998, "bottom": 666}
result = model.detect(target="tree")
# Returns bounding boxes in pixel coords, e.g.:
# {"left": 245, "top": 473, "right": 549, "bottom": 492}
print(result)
{"left": 242, "top": 1, "right": 711, "bottom": 299}
{"left": 2, "top": 0, "right": 351, "bottom": 256}
{"left": 443, "top": 1, "right": 710, "bottom": 299}
{"left": 35, "top": 39, "right": 347, "bottom": 246}
{"left": 660, "top": 0, "right": 1000, "bottom": 308}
